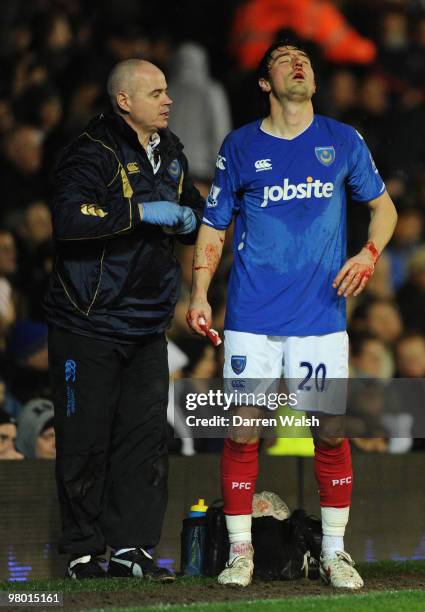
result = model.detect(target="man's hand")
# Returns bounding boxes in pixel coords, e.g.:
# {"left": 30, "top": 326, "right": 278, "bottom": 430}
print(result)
{"left": 333, "top": 241, "right": 379, "bottom": 297}
{"left": 139, "top": 201, "right": 196, "bottom": 234}
{"left": 186, "top": 294, "right": 212, "bottom": 335}
{"left": 162, "top": 206, "right": 197, "bottom": 235}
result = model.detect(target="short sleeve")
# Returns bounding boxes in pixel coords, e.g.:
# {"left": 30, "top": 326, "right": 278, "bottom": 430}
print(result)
{"left": 202, "top": 136, "right": 239, "bottom": 230}
{"left": 346, "top": 129, "right": 386, "bottom": 202}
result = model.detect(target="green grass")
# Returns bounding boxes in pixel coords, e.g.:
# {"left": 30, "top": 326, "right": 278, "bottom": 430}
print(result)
{"left": 0, "top": 560, "right": 424, "bottom": 592}
{"left": 0, "top": 576, "right": 211, "bottom": 593}
{"left": 87, "top": 590, "right": 425, "bottom": 612}
{"left": 0, "top": 561, "right": 424, "bottom": 612}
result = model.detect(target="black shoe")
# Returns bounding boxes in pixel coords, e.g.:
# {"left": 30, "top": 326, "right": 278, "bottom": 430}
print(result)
{"left": 109, "top": 548, "right": 175, "bottom": 582}
{"left": 67, "top": 554, "right": 109, "bottom": 579}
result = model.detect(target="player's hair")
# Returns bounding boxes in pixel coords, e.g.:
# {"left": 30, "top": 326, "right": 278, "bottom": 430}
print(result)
{"left": 257, "top": 36, "right": 312, "bottom": 82}
{"left": 255, "top": 34, "right": 314, "bottom": 115}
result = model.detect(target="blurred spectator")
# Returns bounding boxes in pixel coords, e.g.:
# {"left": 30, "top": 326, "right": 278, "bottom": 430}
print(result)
{"left": 396, "top": 246, "right": 425, "bottom": 333}
{"left": 0, "top": 277, "right": 16, "bottom": 342}
{"left": 0, "top": 376, "right": 20, "bottom": 420}
{"left": 16, "top": 398, "right": 55, "bottom": 459}
{"left": 0, "top": 125, "right": 45, "bottom": 222}
{"left": 348, "top": 381, "right": 389, "bottom": 453}
{"left": 0, "top": 408, "right": 23, "bottom": 460}
{"left": 326, "top": 69, "right": 359, "bottom": 120}
{"left": 61, "top": 76, "right": 103, "bottom": 141}
{"left": 385, "top": 175, "right": 408, "bottom": 202}
{"left": 15, "top": 84, "right": 63, "bottom": 136}
{"left": 0, "top": 229, "right": 18, "bottom": 339}
{"left": 32, "top": 12, "right": 75, "bottom": 92}
{"left": 0, "top": 229, "right": 17, "bottom": 277}
{"left": 5, "top": 320, "right": 50, "bottom": 405}
{"left": 168, "top": 42, "right": 232, "bottom": 187}
{"left": 363, "top": 299, "right": 403, "bottom": 346}
{"left": 394, "top": 333, "right": 425, "bottom": 451}
{"left": 11, "top": 53, "right": 49, "bottom": 99}
{"left": 395, "top": 332, "right": 425, "bottom": 378}
{"left": 13, "top": 201, "right": 52, "bottom": 320}
{"left": 349, "top": 333, "right": 393, "bottom": 378}
{"left": 17, "top": 201, "right": 52, "bottom": 251}
{"left": 0, "top": 98, "right": 14, "bottom": 136}
{"left": 349, "top": 73, "right": 394, "bottom": 176}
{"left": 379, "top": 8, "right": 409, "bottom": 61}
{"left": 348, "top": 332, "right": 411, "bottom": 453}
{"left": 379, "top": 6, "right": 425, "bottom": 98}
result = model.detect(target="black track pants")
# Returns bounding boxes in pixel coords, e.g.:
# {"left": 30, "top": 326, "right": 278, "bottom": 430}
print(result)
{"left": 48, "top": 326, "right": 169, "bottom": 555}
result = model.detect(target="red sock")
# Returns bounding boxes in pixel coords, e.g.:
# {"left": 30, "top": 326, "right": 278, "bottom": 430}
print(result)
{"left": 314, "top": 438, "right": 352, "bottom": 507}
{"left": 221, "top": 438, "right": 259, "bottom": 515}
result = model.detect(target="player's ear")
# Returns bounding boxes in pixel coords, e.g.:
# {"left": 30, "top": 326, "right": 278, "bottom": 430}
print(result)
{"left": 259, "top": 78, "right": 271, "bottom": 93}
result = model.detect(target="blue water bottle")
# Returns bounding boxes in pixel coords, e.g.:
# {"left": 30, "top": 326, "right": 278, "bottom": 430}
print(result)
{"left": 181, "top": 498, "right": 208, "bottom": 576}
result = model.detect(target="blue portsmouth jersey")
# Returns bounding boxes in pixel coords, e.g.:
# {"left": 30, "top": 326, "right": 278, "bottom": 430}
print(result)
{"left": 203, "top": 115, "right": 386, "bottom": 336}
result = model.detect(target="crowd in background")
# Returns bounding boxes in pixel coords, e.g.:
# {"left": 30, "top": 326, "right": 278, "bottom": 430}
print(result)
{"left": 0, "top": 0, "right": 425, "bottom": 459}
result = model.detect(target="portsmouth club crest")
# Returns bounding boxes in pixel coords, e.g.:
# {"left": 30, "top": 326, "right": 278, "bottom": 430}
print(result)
{"left": 231, "top": 355, "right": 247, "bottom": 375}
{"left": 168, "top": 159, "right": 181, "bottom": 182}
{"left": 315, "top": 146, "right": 335, "bottom": 166}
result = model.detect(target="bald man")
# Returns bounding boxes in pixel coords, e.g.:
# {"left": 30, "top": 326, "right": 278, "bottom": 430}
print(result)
{"left": 45, "top": 59, "right": 204, "bottom": 580}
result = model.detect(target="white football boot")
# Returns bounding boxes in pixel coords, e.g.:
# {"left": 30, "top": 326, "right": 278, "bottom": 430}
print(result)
{"left": 218, "top": 546, "right": 254, "bottom": 587}
{"left": 320, "top": 551, "right": 364, "bottom": 589}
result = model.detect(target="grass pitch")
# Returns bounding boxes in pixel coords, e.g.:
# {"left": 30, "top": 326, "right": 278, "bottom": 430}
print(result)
{"left": 0, "top": 561, "right": 423, "bottom": 611}
{"left": 103, "top": 591, "right": 425, "bottom": 612}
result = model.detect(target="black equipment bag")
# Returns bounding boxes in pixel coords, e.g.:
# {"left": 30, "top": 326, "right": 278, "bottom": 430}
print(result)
{"left": 203, "top": 501, "right": 322, "bottom": 581}
{"left": 204, "top": 499, "right": 230, "bottom": 577}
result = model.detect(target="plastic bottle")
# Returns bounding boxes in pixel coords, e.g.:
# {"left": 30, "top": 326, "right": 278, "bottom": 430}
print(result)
{"left": 181, "top": 498, "right": 208, "bottom": 576}
{"left": 189, "top": 498, "right": 208, "bottom": 517}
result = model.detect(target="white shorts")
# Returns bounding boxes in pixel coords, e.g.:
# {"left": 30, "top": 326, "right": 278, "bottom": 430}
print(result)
{"left": 223, "top": 330, "right": 348, "bottom": 414}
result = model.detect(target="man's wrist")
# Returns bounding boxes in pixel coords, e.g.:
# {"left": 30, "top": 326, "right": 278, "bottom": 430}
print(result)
{"left": 136, "top": 203, "right": 144, "bottom": 222}
{"left": 363, "top": 240, "right": 380, "bottom": 264}
{"left": 191, "top": 289, "right": 208, "bottom": 301}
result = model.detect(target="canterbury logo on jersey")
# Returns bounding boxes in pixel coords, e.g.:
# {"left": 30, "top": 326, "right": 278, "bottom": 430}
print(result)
{"left": 126, "top": 161, "right": 140, "bottom": 173}
{"left": 255, "top": 158, "right": 272, "bottom": 171}
{"left": 261, "top": 177, "right": 334, "bottom": 206}
{"left": 80, "top": 204, "right": 108, "bottom": 217}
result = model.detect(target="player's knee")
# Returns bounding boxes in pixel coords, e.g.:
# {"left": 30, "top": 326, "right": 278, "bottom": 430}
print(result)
{"left": 315, "top": 435, "right": 345, "bottom": 449}
{"left": 230, "top": 432, "right": 260, "bottom": 445}
{"left": 230, "top": 406, "right": 263, "bottom": 444}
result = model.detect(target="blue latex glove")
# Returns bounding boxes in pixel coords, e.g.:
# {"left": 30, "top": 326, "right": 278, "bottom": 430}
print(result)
{"left": 140, "top": 201, "right": 183, "bottom": 227}
{"left": 174, "top": 206, "right": 197, "bottom": 235}
{"left": 140, "top": 201, "right": 196, "bottom": 235}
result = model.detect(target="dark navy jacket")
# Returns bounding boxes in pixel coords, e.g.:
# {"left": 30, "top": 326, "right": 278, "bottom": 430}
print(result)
{"left": 44, "top": 112, "right": 204, "bottom": 341}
